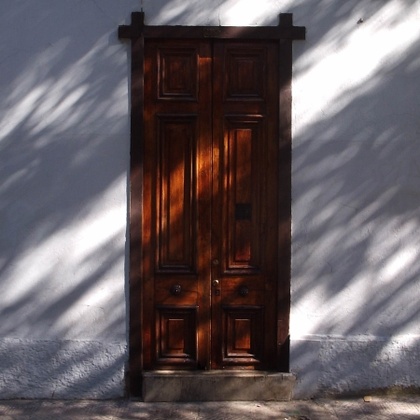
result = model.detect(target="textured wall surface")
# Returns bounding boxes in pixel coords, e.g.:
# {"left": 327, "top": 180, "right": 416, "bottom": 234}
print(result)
{"left": 290, "top": 0, "right": 420, "bottom": 398}
{"left": 0, "top": 0, "right": 419, "bottom": 399}
{"left": 0, "top": 339, "right": 126, "bottom": 398}
{"left": 0, "top": 0, "right": 134, "bottom": 398}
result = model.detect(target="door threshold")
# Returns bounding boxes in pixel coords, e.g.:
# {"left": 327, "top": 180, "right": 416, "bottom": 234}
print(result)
{"left": 141, "top": 370, "right": 296, "bottom": 402}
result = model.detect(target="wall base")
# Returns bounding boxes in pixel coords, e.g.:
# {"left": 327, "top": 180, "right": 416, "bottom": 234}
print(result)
{"left": 142, "top": 371, "right": 296, "bottom": 402}
{"left": 0, "top": 339, "right": 127, "bottom": 399}
{"left": 291, "top": 335, "right": 420, "bottom": 399}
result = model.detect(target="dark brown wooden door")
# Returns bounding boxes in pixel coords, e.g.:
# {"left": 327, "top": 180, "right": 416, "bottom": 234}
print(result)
{"left": 142, "top": 39, "right": 285, "bottom": 370}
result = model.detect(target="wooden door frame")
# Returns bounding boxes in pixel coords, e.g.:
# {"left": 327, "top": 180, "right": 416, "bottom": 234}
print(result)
{"left": 119, "top": 12, "right": 305, "bottom": 397}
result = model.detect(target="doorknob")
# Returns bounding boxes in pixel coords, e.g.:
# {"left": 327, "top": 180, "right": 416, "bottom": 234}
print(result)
{"left": 170, "top": 284, "right": 182, "bottom": 296}
{"left": 212, "top": 279, "right": 220, "bottom": 287}
{"left": 238, "top": 286, "right": 249, "bottom": 296}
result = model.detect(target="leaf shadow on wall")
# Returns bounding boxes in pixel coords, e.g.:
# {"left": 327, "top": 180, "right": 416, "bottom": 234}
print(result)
{"left": 290, "top": 0, "right": 420, "bottom": 396}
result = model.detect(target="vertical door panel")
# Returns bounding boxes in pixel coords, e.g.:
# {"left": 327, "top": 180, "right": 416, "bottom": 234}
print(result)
{"left": 157, "top": 116, "right": 196, "bottom": 272}
{"left": 224, "top": 117, "right": 263, "bottom": 272}
{"left": 144, "top": 41, "right": 212, "bottom": 369}
{"left": 212, "top": 41, "right": 279, "bottom": 369}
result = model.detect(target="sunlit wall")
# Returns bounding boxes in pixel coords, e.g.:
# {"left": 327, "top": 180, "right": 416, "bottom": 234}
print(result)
{"left": 0, "top": 0, "right": 419, "bottom": 398}
{"left": 290, "top": 0, "right": 420, "bottom": 397}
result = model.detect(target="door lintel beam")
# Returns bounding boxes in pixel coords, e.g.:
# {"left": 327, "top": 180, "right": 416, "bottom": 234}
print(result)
{"left": 119, "top": 12, "right": 305, "bottom": 41}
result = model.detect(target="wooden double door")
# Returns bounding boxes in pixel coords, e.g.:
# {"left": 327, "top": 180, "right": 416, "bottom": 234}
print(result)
{"left": 142, "top": 39, "right": 288, "bottom": 371}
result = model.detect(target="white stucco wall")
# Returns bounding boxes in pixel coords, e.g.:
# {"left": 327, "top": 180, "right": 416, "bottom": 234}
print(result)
{"left": 290, "top": 0, "right": 420, "bottom": 397}
{"left": 0, "top": 0, "right": 135, "bottom": 398}
{"left": 0, "top": 0, "right": 419, "bottom": 399}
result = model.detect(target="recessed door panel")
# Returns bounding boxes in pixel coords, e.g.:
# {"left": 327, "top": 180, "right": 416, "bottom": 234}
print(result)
{"left": 224, "top": 116, "right": 263, "bottom": 272}
{"left": 156, "top": 306, "right": 198, "bottom": 366}
{"left": 223, "top": 306, "right": 264, "bottom": 364}
{"left": 158, "top": 47, "right": 199, "bottom": 100}
{"left": 157, "top": 115, "right": 197, "bottom": 272}
{"left": 224, "top": 47, "right": 266, "bottom": 100}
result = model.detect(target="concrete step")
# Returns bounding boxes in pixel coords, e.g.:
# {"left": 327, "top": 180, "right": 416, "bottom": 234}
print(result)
{"left": 141, "top": 370, "right": 296, "bottom": 402}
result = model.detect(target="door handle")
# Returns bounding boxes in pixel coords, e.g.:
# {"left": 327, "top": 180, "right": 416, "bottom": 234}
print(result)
{"left": 238, "top": 286, "right": 249, "bottom": 296}
{"left": 212, "top": 279, "right": 221, "bottom": 296}
{"left": 170, "top": 284, "right": 182, "bottom": 296}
